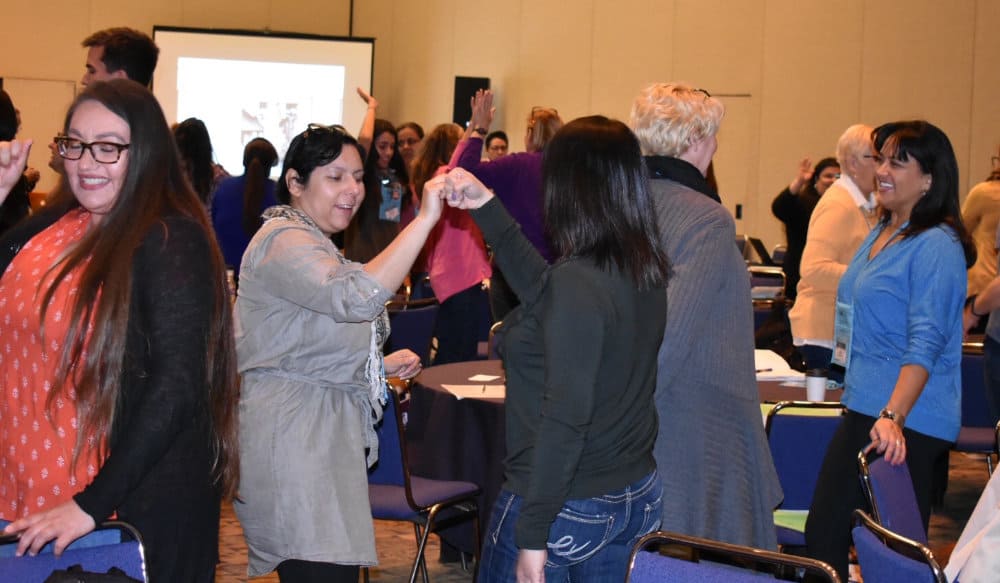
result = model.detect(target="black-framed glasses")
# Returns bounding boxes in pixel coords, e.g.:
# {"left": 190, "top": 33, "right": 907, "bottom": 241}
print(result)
{"left": 693, "top": 88, "right": 712, "bottom": 99}
{"left": 55, "top": 136, "right": 129, "bottom": 164}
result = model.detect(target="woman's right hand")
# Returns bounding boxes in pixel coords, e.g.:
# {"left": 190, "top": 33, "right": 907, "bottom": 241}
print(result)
{"left": 789, "top": 157, "right": 812, "bottom": 194}
{"left": 0, "top": 139, "right": 32, "bottom": 205}
{"left": 442, "top": 168, "right": 494, "bottom": 210}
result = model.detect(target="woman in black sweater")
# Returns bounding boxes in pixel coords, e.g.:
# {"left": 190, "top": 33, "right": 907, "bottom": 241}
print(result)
{"left": 438, "top": 115, "right": 669, "bottom": 582}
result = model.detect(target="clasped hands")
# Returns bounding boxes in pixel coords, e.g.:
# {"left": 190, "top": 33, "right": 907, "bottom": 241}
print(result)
{"left": 422, "top": 167, "right": 494, "bottom": 211}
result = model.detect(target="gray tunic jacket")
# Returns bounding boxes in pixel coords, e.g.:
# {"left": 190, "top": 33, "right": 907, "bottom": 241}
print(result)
{"left": 233, "top": 207, "right": 394, "bottom": 575}
{"left": 650, "top": 178, "right": 783, "bottom": 550}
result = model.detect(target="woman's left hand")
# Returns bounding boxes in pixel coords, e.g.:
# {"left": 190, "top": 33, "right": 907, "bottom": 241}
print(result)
{"left": 516, "top": 549, "right": 547, "bottom": 583}
{"left": 384, "top": 349, "right": 422, "bottom": 380}
{"left": 870, "top": 417, "right": 906, "bottom": 465}
{"left": 2, "top": 499, "right": 96, "bottom": 557}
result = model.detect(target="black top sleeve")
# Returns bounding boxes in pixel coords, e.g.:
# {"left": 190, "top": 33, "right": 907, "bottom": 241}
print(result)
{"left": 74, "top": 217, "right": 217, "bottom": 520}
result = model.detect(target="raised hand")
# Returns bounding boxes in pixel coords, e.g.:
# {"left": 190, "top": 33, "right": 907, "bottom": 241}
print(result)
{"left": 470, "top": 89, "right": 495, "bottom": 131}
{"left": 357, "top": 86, "right": 378, "bottom": 110}
{"left": 0, "top": 139, "right": 33, "bottom": 205}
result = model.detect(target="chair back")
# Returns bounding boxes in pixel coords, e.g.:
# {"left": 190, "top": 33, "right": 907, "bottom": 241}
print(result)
{"left": 765, "top": 401, "right": 846, "bottom": 510}
{"left": 961, "top": 348, "right": 997, "bottom": 429}
{"left": 626, "top": 530, "right": 839, "bottom": 582}
{"left": 487, "top": 321, "right": 505, "bottom": 359}
{"left": 386, "top": 298, "right": 440, "bottom": 366}
{"left": 851, "top": 510, "right": 945, "bottom": 583}
{"left": 369, "top": 389, "right": 409, "bottom": 488}
{"left": 858, "top": 448, "right": 927, "bottom": 543}
{"left": 749, "top": 266, "right": 786, "bottom": 300}
{"left": 772, "top": 244, "right": 787, "bottom": 265}
{"left": 0, "top": 521, "right": 147, "bottom": 582}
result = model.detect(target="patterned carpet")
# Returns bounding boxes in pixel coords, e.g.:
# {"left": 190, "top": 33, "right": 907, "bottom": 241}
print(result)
{"left": 215, "top": 452, "right": 992, "bottom": 582}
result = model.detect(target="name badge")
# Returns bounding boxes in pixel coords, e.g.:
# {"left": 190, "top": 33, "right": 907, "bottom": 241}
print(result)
{"left": 832, "top": 300, "right": 853, "bottom": 368}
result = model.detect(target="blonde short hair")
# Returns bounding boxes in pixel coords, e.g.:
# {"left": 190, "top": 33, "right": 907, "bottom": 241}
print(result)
{"left": 629, "top": 82, "right": 725, "bottom": 157}
{"left": 835, "top": 124, "right": 874, "bottom": 167}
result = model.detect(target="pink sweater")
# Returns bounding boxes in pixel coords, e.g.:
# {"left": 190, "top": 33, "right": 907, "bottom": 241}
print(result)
{"left": 425, "top": 167, "right": 492, "bottom": 302}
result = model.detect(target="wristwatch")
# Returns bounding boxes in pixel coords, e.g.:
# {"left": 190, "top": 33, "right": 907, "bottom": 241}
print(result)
{"left": 878, "top": 407, "right": 905, "bottom": 427}
{"left": 473, "top": 127, "right": 488, "bottom": 137}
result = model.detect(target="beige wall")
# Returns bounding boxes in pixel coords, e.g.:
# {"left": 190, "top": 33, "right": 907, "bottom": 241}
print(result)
{"left": 4, "top": 0, "right": 999, "bottom": 250}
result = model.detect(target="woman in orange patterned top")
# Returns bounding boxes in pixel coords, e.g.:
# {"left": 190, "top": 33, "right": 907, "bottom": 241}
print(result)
{"left": 0, "top": 80, "right": 237, "bottom": 583}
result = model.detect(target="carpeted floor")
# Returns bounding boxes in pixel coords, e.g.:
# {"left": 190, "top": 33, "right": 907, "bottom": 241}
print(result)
{"left": 215, "top": 452, "right": 992, "bottom": 582}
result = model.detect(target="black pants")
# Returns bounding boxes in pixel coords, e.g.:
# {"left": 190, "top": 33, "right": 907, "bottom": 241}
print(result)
{"left": 277, "top": 559, "right": 359, "bottom": 583}
{"left": 433, "top": 283, "right": 488, "bottom": 365}
{"left": 804, "top": 411, "right": 951, "bottom": 581}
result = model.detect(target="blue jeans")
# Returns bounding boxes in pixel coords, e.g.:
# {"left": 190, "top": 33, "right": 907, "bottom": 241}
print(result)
{"left": 478, "top": 470, "right": 662, "bottom": 582}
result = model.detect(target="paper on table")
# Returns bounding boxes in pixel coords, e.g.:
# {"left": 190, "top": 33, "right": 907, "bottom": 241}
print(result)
{"left": 468, "top": 374, "right": 501, "bottom": 382}
{"left": 755, "top": 349, "right": 805, "bottom": 381}
{"left": 442, "top": 384, "right": 506, "bottom": 400}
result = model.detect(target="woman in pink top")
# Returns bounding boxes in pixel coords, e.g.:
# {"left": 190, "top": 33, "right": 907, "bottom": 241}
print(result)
{"left": 411, "top": 123, "right": 492, "bottom": 363}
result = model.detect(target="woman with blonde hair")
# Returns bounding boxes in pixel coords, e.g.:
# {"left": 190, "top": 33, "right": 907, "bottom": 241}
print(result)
{"left": 630, "top": 81, "right": 782, "bottom": 550}
{"left": 452, "top": 91, "right": 563, "bottom": 319}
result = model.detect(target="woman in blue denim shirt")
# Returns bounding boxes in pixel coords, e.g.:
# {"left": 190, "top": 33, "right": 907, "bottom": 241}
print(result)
{"left": 805, "top": 120, "right": 976, "bottom": 581}
{"left": 442, "top": 114, "right": 669, "bottom": 582}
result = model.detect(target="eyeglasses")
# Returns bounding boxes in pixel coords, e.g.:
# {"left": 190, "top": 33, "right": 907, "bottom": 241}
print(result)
{"left": 55, "top": 136, "right": 129, "bottom": 164}
{"left": 862, "top": 154, "right": 884, "bottom": 163}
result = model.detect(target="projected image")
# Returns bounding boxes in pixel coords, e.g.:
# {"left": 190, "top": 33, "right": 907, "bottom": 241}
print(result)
{"left": 176, "top": 57, "right": 346, "bottom": 177}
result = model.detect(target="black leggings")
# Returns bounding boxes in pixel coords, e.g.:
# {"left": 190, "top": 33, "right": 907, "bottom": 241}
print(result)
{"left": 276, "top": 559, "right": 360, "bottom": 583}
{"left": 804, "top": 411, "right": 950, "bottom": 582}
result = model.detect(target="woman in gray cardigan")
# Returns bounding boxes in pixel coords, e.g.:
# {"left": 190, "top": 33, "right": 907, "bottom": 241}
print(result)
{"left": 630, "top": 82, "right": 784, "bottom": 550}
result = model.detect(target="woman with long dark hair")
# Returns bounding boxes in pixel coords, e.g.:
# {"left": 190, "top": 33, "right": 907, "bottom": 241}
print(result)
{"left": 806, "top": 120, "right": 975, "bottom": 581}
{"left": 174, "top": 116, "right": 229, "bottom": 205}
{"left": 344, "top": 118, "right": 412, "bottom": 263}
{"left": 443, "top": 115, "right": 668, "bottom": 581}
{"left": 0, "top": 79, "right": 238, "bottom": 582}
{"left": 211, "top": 137, "right": 279, "bottom": 273}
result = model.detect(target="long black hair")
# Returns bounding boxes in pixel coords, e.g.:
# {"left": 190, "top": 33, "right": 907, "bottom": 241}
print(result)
{"left": 543, "top": 115, "right": 669, "bottom": 289}
{"left": 872, "top": 120, "right": 976, "bottom": 267}
{"left": 240, "top": 138, "right": 278, "bottom": 236}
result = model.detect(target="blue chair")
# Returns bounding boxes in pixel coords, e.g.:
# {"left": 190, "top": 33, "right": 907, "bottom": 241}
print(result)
{"left": 851, "top": 509, "right": 945, "bottom": 583}
{"left": 625, "top": 530, "right": 839, "bottom": 582}
{"left": 386, "top": 298, "right": 440, "bottom": 367}
{"left": 765, "top": 401, "right": 846, "bottom": 547}
{"left": 857, "top": 447, "right": 927, "bottom": 544}
{"left": 367, "top": 389, "right": 481, "bottom": 583}
{"left": 955, "top": 344, "right": 998, "bottom": 474}
{"left": 772, "top": 244, "right": 787, "bottom": 266}
{"left": 0, "top": 521, "right": 146, "bottom": 582}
